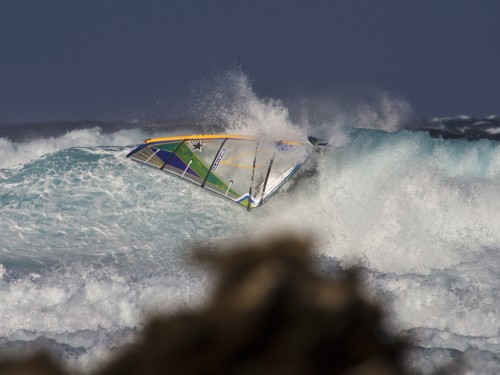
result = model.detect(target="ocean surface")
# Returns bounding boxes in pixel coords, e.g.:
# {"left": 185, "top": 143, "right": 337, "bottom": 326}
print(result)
{"left": 1, "top": 109, "right": 500, "bottom": 373}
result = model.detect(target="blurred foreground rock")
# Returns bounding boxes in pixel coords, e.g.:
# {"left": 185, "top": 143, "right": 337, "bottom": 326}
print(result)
{"left": 1, "top": 236, "right": 412, "bottom": 375}
{"left": 0, "top": 353, "right": 67, "bottom": 375}
{"left": 101, "top": 236, "right": 408, "bottom": 375}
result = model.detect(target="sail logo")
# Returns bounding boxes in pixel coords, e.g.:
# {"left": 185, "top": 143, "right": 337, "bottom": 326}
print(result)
{"left": 188, "top": 140, "right": 205, "bottom": 152}
{"left": 211, "top": 149, "right": 227, "bottom": 171}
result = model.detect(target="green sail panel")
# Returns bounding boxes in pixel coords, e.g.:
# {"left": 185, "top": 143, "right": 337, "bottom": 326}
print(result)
{"left": 126, "top": 134, "right": 313, "bottom": 209}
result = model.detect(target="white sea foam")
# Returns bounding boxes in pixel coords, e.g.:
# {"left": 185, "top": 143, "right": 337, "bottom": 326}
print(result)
{"left": 1, "top": 77, "right": 499, "bottom": 373}
{"left": 255, "top": 130, "right": 500, "bottom": 275}
{"left": 0, "top": 261, "right": 208, "bottom": 372}
{"left": 0, "top": 127, "right": 156, "bottom": 169}
{"left": 486, "top": 127, "right": 500, "bottom": 135}
{"left": 1, "top": 132, "right": 499, "bottom": 373}
{"left": 193, "top": 69, "right": 307, "bottom": 141}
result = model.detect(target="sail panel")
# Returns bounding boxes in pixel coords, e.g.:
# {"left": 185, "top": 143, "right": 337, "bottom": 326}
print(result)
{"left": 127, "top": 134, "right": 312, "bottom": 209}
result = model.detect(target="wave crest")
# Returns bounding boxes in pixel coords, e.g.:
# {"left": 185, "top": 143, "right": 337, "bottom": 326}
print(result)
{"left": 0, "top": 127, "right": 149, "bottom": 169}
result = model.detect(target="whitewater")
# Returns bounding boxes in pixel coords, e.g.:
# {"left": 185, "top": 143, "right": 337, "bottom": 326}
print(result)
{"left": 1, "top": 77, "right": 499, "bottom": 373}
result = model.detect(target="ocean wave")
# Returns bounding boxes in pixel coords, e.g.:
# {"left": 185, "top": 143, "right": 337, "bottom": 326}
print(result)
{"left": 0, "top": 261, "right": 208, "bottom": 372}
{"left": 1, "top": 76, "right": 499, "bottom": 373}
{"left": 418, "top": 115, "right": 500, "bottom": 140}
{"left": 0, "top": 127, "right": 154, "bottom": 169}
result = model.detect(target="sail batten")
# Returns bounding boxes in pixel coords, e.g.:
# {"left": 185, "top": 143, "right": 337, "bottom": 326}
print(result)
{"left": 127, "top": 134, "right": 312, "bottom": 209}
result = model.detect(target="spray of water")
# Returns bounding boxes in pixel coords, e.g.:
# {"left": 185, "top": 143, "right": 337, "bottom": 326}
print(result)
{"left": 0, "top": 128, "right": 161, "bottom": 169}
{"left": 190, "top": 69, "right": 307, "bottom": 141}
{"left": 1, "top": 71, "right": 499, "bottom": 373}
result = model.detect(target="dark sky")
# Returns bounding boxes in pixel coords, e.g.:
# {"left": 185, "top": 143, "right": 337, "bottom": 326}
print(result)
{"left": 1, "top": 0, "right": 499, "bottom": 123}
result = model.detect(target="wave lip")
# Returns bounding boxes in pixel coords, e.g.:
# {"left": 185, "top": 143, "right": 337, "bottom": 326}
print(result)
{"left": 0, "top": 119, "right": 204, "bottom": 143}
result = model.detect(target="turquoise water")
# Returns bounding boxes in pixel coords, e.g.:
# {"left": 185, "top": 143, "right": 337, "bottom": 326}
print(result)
{"left": 0, "top": 126, "right": 499, "bottom": 373}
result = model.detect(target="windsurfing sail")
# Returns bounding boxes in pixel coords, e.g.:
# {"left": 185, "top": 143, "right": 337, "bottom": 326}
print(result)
{"left": 126, "top": 134, "right": 314, "bottom": 210}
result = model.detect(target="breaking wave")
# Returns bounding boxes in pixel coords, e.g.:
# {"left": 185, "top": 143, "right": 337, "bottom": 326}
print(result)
{"left": 1, "top": 72, "right": 499, "bottom": 373}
